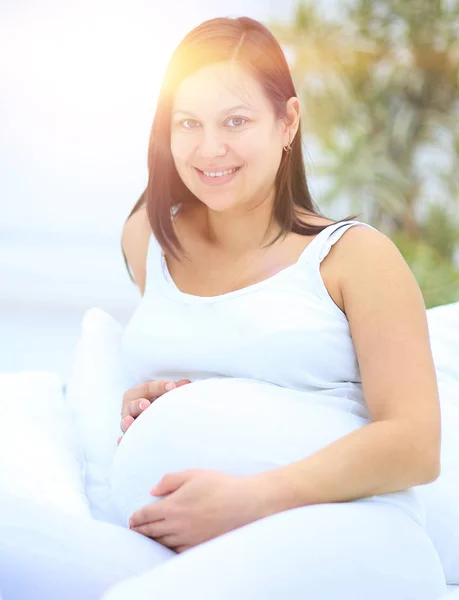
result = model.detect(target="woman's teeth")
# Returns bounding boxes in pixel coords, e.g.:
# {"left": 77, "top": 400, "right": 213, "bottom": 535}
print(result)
{"left": 202, "top": 167, "right": 239, "bottom": 178}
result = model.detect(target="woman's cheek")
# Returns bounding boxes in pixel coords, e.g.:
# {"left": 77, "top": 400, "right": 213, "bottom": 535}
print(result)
{"left": 170, "top": 132, "right": 196, "bottom": 165}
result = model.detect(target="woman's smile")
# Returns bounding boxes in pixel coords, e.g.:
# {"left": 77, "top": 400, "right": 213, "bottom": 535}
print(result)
{"left": 194, "top": 165, "right": 243, "bottom": 186}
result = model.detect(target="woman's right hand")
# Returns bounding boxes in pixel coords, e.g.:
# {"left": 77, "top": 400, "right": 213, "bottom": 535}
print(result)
{"left": 117, "top": 379, "right": 192, "bottom": 445}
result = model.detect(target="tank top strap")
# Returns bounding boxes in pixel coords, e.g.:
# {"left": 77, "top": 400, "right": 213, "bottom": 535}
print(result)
{"left": 293, "top": 219, "right": 379, "bottom": 318}
{"left": 297, "top": 220, "right": 378, "bottom": 267}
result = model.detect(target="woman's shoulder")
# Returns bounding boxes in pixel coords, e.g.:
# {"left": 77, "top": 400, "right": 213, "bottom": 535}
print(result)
{"left": 122, "top": 204, "right": 152, "bottom": 295}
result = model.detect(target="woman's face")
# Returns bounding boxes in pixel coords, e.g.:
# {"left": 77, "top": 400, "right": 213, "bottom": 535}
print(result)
{"left": 170, "top": 61, "right": 290, "bottom": 213}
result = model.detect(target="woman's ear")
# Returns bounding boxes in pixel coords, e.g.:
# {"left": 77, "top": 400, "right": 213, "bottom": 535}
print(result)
{"left": 283, "top": 97, "right": 301, "bottom": 144}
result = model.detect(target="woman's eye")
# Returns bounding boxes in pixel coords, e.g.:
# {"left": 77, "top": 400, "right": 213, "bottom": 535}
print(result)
{"left": 181, "top": 119, "right": 200, "bottom": 129}
{"left": 226, "top": 117, "right": 247, "bottom": 127}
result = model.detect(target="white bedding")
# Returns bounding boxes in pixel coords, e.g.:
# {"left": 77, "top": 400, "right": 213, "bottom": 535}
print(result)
{"left": 0, "top": 371, "right": 91, "bottom": 519}
{"left": 0, "top": 301, "right": 458, "bottom": 597}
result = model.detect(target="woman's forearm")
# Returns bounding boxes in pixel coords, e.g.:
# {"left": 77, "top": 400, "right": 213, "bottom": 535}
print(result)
{"left": 253, "top": 419, "right": 440, "bottom": 517}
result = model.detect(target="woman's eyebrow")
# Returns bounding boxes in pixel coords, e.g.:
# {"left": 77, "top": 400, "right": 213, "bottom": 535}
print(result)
{"left": 172, "top": 104, "right": 259, "bottom": 118}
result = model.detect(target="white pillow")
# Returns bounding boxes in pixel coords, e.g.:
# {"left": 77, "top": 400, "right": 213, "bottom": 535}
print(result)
{"left": 0, "top": 371, "right": 91, "bottom": 519}
{"left": 65, "top": 307, "right": 136, "bottom": 525}
{"left": 427, "top": 301, "right": 459, "bottom": 386}
{"left": 416, "top": 301, "right": 459, "bottom": 584}
{"left": 421, "top": 473, "right": 459, "bottom": 585}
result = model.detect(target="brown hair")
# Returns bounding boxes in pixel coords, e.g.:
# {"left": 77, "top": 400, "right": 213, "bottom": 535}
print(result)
{"left": 122, "top": 16, "right": 359, "bottom": 282}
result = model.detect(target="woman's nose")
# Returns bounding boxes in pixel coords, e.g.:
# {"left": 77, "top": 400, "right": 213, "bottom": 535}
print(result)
{"left": 197, "top": 129, "right": 227, "bottom": 159}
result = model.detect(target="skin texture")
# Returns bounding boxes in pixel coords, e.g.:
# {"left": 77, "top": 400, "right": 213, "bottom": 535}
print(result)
{"left": 169, "top": 60, "right": 300, "bottom": 256}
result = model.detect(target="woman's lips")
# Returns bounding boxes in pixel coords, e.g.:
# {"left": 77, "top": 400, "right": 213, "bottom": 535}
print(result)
{"left": 194, "top": 166, "right": 242, "bottom": 186}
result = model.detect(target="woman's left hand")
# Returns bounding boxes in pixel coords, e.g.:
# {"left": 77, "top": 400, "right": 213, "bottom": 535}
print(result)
{"left": 128, "top": 469, "right": 276, "bottom": 553}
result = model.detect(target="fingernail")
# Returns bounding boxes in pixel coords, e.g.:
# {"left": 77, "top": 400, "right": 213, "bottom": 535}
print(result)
{"left": 139, "top": 400, "right": 146, "bottom": 410}
{"left": 165, "top": 382, "right": 175, "bottom": 391}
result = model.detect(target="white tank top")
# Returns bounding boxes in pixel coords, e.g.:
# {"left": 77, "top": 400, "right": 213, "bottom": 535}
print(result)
{"left": 117, "top": 209, "right": 426, "bottom": 528}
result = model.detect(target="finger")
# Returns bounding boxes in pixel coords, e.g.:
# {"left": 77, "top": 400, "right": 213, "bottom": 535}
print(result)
{"left": 129, "top": 504, "right": 164, "bottom": 528}
{"left": 131, "top": 519, "right": 170, "bottom": 538}
{"left": 155, "top": 534, "right": 184, "bottom": 551}
{"left": 135, "top": 530, "right": 182, "bottom": 551}
{"left": 120, "top": 415, "right": 135, "bottom": 433}
{"left": 132, "top": 527, "right": 182, "bottom": 550}
{"left": 175, "top": 379, "right": 192, "bottom": 387}
{"left": 117, "top": 436, "right": 123, "bottom": 446}
{"left": 130, "top": 524, "right": 152, "bottom": 538}
{"left": 121, "top": 380, "right": 192, "bottom": 419}
{"left": 127, "top": 398, "right": 151, "bottom": 420}
{"left": 122, "top": 380, "right": 177, "bottom": 408}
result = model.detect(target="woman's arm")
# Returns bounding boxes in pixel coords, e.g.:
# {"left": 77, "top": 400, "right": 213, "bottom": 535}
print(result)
{"left": 122, "top": 204, "right": 151, "bottom": 296}
{"left": 254, "top": 227, "right": 441, "bottom": 515}
{"left": 255, "top": 417, "right": 439, "bottom": 515}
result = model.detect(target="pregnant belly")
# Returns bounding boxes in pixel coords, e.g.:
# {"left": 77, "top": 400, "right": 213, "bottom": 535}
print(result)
{"left": 110, "top": 377, "right": 368, "bottom": 526}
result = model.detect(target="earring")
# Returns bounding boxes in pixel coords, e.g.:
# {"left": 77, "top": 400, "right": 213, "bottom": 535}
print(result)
{"left": 283, "top": 141, "right": 292, "bottom": 153}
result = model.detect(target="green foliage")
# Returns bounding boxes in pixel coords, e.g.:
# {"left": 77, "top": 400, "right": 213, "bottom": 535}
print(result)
{"left": 394, "top": 232, "right": 459, "bottom": 309}
{"left": 270, "top": 0, "right": 459, "bottom": 305}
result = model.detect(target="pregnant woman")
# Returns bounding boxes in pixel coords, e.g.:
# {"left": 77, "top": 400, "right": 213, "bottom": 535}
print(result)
{"left": 0, "top": 15, "right": 448, "bottom": 600}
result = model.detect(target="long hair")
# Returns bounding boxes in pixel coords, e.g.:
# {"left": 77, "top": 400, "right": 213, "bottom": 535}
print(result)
{"left": 122, "top": 16, "right": 359, "bottom": 282}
